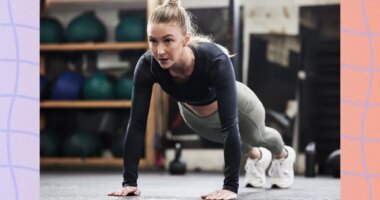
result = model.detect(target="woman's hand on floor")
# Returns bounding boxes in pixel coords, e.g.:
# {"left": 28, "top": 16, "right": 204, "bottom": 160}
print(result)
{"left": 107, "top": 186, "right": 141, "bottom": 196}
{"left": 201, "top": 189, "right": 237, "bottom": 200}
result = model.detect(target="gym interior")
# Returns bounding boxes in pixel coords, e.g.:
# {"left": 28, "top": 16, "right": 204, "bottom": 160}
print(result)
{"left": 40, "top": 0, "right": 340, "bottom": 199}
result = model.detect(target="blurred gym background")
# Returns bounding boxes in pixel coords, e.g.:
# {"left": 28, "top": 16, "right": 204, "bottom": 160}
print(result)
{"left": 40, "top": 0, "right": 340, "bottom": 180}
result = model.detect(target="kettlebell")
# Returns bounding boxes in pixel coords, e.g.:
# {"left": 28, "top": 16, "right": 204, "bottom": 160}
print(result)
{"left": 305, "top": 142, "right": 316, "bottom": 177}
{"left": 326, "top": 149, "right": 340, "bottom": 178}
{"left": 169, "top": 143, "right": 187, "bottom": 175}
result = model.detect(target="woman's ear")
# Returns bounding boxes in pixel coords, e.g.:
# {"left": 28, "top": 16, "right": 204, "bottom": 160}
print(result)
{"left": 184, "top": 32, "right": 190, "bottom": 46}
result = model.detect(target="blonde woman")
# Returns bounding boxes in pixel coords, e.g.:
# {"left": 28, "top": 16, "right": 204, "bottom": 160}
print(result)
{"left": 109, "top": 0, "right": 296, "bottom": 199}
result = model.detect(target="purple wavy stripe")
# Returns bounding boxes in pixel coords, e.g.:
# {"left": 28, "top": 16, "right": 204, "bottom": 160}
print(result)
{"left": 4, "top": 0, "right": 22, "bottom": 199}
{"left": 0, "top": 23, "right": 39, "bottom": 31}
{"left": 341, "top": 28, "right": 380, "bottom": 36}
{"left": 0, "top": 58, "right": 39, "bottom": 66}
{"left": 359, "top": 0, "right": 375, "bottom": 198}
{"left": 342, "top": 134, "right": 380, "bottom": 142}
{"left": 0, "top": 165, "right": 39, "bottom": 172}
{"left": 0, "top": 94, "right": 39, "bottom": 101}
{"left": 342, "top": 170, "right": 380, "bottom": 178}
{"left": 341, "top": 64, "right": 380, "bottom": 71}
{"left": 0, "top": 129, "right": 39, "bottom": 137}
{"left": 341, "top": 99, "right": 380, "bottom": 107}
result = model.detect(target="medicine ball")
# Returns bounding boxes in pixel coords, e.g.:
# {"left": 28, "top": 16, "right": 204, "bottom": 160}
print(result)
{"left": 63, "top": 130, "right": 103, "bottom": 157}
{"left": 40, "top": 130, "right": 60, "bottom": 157}
{"left": 115, "top": 16, "right": 145, "bottom": 42}
{"left": 83, "top": 72, "right": 115, "bottom": 100}
{"left": 40, "top": 18, "right": 65, "bottom": 43}
{"left": 115, "top": 77, "right": 133, "bottom": 100}
{"left": 66, "top": 11, "right": 107, "bottom": 42}
{"left": 51, "top": 71, "right": 84, "bottom": 100}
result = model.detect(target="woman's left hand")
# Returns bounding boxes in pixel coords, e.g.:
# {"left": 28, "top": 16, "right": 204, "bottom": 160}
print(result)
{"left": 201, "top": 189, "right": 237, "bottom": 200}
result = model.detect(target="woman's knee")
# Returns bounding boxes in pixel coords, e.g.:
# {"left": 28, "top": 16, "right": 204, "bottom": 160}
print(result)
{"left": 260, "top": 127, "right": 284, "bottom": 154}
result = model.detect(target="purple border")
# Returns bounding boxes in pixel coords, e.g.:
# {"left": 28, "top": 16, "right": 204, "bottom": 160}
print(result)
{"left": 0, "top": 0, "right": 39, "bottom": 199}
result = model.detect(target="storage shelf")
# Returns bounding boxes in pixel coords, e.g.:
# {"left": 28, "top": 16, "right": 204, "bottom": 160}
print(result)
{"left": 41, "top": 157, "right": 150, "bottom": 168}
{"left": 40, "top": 0, "right": 159, "bottom": 170}
{"left": 40, "top": 42, "right": 148, "bottom": 51}
{"left": 40, "top": 100, "right": 132, "bottom": 108}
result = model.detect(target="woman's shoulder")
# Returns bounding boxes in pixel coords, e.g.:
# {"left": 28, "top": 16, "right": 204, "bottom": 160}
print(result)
{"left": 139, "top": 50, "right": 153, "bottom": 64}
{"left": 196, "top": 42, "right": 229, "bottom": 59}
{"left": 136, "top": 51, "right": 157, "bottom": 70}
{"left": 135, "top": 51, "right": 155, "bottom": 74}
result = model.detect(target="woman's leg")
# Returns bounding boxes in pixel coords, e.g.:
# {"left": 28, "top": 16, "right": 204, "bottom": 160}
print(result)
{"left": 235, "top": 81, "right": 285, "bottom": 155}
{"left": 235, "top": 82, "right": 296, "bottom": 188}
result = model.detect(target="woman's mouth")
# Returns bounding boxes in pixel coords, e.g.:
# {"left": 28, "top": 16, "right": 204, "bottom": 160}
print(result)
{"left": 159, "top": 58, "right": 169, "bottom": 64}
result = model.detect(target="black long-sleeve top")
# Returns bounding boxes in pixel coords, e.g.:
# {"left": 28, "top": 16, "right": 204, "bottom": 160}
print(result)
{"left": 122, "top": 42, "right": 241, "bottom": 193}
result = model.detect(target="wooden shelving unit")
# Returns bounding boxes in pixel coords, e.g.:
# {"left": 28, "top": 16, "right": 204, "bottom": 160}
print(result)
{"left": 40, "top": 42, "right": 148, "bottom": 52}
{"left": 41, "top": 157, "right": 150, "bottom": 168}
{"left": 40, "top": 0, "right": 161, "bottom": 169}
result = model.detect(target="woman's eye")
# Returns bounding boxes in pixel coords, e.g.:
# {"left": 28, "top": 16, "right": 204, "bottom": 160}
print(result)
{"left": 164, "top": 39, "right": 172, "bottom": 44}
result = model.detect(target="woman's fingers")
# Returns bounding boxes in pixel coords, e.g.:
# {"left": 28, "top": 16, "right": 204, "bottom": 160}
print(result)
{"left": 108, "top": 187, "right": 140, "bottom": 196}
{"left": 133, "top": 188, "right": 141, "bottom": 196}
{"left": 201, "top": 191, "right": 214, "bottom": 199}
{"left": 201, "top": 189, "right": 237, "bottom": 200}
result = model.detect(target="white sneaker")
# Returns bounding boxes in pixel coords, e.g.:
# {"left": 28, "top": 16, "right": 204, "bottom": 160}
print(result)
{"left": 268, "top": 146, "right": 296, "bottom": 188}
{"left": 244, "top": 147, "right": 272, "bottom": 188}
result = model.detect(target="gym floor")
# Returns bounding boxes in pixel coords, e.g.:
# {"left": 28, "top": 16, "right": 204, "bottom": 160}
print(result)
{"left": 41, "top": 171, "right": 340, "bottom": 200}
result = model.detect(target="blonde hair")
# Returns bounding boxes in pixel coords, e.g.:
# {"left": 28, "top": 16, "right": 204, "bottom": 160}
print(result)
{"left": 148, "top": 0, "right": 231, "bottom": 56}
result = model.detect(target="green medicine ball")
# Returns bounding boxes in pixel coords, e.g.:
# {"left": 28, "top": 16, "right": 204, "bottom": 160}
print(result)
{"left": 115, "top": 77, "right": 133, "bottom": 99}
{"left": 63, "top": 130, "right": 103, "bottom": 157}
{"left": 40, "top": 18, "right": 65, "bottom": 43}
{"left": 115, "top": 16, "right": 146, "bottom": 42}
{"left": 66, "top": 11, "right": 107, "bottom": 42}
{"left": 83, "top": 72, "right": 115, "bottom": 100}
{"left": 40, "top": 130, "right": 60, "bottom": 156}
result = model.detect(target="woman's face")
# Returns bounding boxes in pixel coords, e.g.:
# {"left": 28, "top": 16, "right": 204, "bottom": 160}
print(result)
{"left": 147, "top": 22, "right": 189, "bottom": 69}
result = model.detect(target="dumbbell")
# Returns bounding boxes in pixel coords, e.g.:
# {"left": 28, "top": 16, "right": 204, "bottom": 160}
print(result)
{"left": 169, "top": 143, "right": 187, "bottom": 175}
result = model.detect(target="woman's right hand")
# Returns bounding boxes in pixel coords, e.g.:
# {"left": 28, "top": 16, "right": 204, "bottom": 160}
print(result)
{"left": 107, "top": 186, "right": 141, "bottom": 196}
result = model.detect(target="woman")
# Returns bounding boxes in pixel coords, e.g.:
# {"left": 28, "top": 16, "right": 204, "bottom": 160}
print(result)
{"left": 108, "top": 0, "right": 296, "bottom": 199}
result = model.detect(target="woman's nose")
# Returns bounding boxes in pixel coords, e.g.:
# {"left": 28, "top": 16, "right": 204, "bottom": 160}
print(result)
{"left": 157, "top": 44, "right": 165, "bottom": 55}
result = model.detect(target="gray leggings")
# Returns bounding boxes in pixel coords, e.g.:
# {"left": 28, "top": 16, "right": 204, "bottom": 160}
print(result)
{"left": 178, "top": 81, "right": 284, "bottom": 154}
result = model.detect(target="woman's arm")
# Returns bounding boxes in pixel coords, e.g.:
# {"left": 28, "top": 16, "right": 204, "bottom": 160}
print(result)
{"left": 122, "top": 56, "right": 155, "bottom": 187}
{"left": 210, "top": 54, "right": 241, "bottom": 194}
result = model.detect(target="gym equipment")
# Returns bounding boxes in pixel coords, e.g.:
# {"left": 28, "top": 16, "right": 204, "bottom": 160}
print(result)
{"left": 40, "top": 18, "right": 65, "bottom": 43}
{"left": 305, "top": 142, "right": 316, "bottom": 177}
{"left": 83, "top": 72, "right": 115, "bottom": 100}
{"left": 40, "top": 130, "right": 60, "bottom": 156}
{"left": 62, "top": 130, "right": 103, "bottom": 157}
{"left": 169, "top": 143, "right": 187, "bottom": 175}
{"left": 326, "top": 149, "right": 340, "bottom": 178}
{"left": 51, "top": 71, "right": 84, "bottom": 100}
{"left": 66, "top": 11, "right": 107, "bottom": 42}
{"left": 115, "top": 77, "right": 133, "bottom": 99}
{"left": 115, "top": 16, "right": 145, "bottom": 42}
